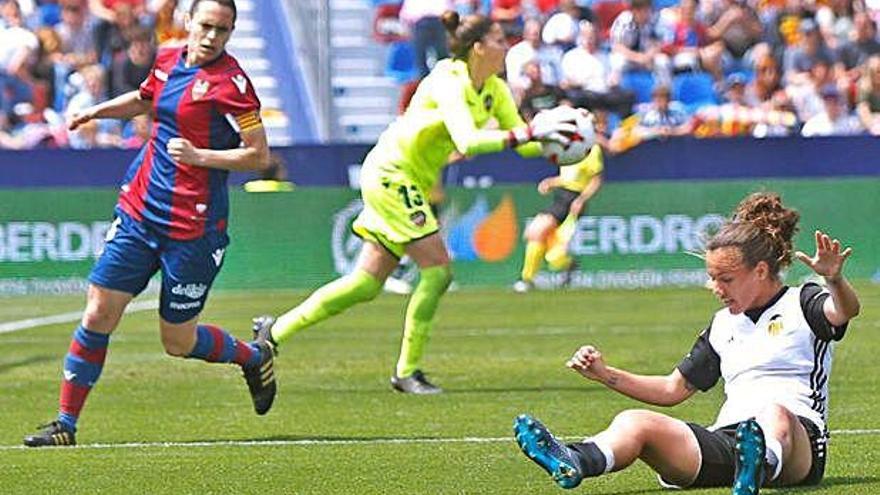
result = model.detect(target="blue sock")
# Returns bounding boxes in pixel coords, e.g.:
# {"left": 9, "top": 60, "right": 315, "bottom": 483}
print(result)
{"left": 58, "top": 326, "right": 110, "bottom": 432}
{"left": 187, "top": 324, "right": 261, "bottom": 367}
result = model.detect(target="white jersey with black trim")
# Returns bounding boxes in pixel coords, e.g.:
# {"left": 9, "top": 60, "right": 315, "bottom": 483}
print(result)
{"left": 707, "top": 285, "right": 834, "bottom": 433}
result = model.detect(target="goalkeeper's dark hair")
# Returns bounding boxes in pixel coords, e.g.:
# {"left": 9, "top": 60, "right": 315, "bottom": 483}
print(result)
{"left": 441, "top": 10, "right": 494, "bottom": 60}
{"left": 705, "top": 192, "right": 800, "bottom": 278}
{"left": 190, "top": 0, "right": 237, "bottom": 23}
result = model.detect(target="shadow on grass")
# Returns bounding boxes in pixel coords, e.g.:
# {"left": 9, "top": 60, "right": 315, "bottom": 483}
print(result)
{"left": 0, "top": 355, "right": 55, "bottom": 374}
{"left": 769, "top": 476, "right": 880, "bottom": 492}
{"left": 600, "top": 476, "right": 880, "bottom": 495}
{"left": 443, "top": 385, "right": 601, "bottom": 395}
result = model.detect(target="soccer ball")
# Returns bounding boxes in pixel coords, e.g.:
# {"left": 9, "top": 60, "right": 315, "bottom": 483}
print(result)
{"left": 534, "top": 106, "right": 596, "bottom": 165}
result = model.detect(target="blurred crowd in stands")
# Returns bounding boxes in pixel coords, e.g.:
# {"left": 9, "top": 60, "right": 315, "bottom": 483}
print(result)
{"left": 2, "top": 0, "right": 878, "bottom": 151}
{"left": 381, "top": 0, "right": 880, "bottom": 151}
{"left": 0, "top": 0, "right": 187, "bottom": 149}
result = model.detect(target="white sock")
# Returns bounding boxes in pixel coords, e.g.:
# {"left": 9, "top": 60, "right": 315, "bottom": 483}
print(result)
{"left": 764, "top": 436, "right": 783, "bottom": 481}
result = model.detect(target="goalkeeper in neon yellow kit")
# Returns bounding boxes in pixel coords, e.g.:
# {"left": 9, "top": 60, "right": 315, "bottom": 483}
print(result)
{"left": 252, "top": 11, "right": 575, "bottom": 394}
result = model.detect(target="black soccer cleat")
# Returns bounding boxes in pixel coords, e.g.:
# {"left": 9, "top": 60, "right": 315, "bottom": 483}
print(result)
{"left": 23, "top": 421, "right": 76, "bottom": 447}
{"left": 391, "top": 369, "right": 443, "bottom": 394}
{"left": 243, "top": 339, "right": 277, "bottom": 415}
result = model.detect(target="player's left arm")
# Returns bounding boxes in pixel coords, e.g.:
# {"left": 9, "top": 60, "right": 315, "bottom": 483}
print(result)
{"left": 167, "top": 126, "right": 270, "bottom": 172}
{"left": 795, "top": 230, "right": 861, "bottom": 326}
{"left": 571, "top": 174, "right": 603, "bottom": 216}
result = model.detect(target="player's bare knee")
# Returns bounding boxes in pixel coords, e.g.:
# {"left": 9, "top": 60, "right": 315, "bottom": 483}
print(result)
{"left": 611, "top": 409, "right": 655, "bottom": 440}
{"left": 758, "top": 403, "right": 795, "bottom": 444}
{"left": 82, "top": 301, "right": 116, "bottom": 330}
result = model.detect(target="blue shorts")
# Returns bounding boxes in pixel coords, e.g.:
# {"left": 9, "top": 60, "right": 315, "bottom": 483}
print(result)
{"left": 89, "top": 210, "right": 229, "bottom": 324}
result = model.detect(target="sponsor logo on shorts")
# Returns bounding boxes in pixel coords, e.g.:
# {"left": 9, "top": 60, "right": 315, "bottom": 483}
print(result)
{"left": 410, "top": 211, "right": 426, "bottom": 227}
{"left": 169, "top": 300, "right": 202, "bottom": 311}
{"left": 171, "top": 283, "right": 207, "bottom": 300}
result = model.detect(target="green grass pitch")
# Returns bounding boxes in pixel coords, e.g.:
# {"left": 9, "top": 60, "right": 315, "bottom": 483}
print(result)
{"left": 1, "top": 285, "right": 878, "bottom": 494}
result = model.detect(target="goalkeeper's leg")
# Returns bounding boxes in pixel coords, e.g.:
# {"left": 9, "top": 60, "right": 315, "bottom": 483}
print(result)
{"left": 270, "top": 242, "right": 397, "bottom": 345}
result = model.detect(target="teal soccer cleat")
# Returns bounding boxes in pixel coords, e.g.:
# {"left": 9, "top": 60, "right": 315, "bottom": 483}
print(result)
{"left": 733, "top": 419, "right": 766, "bottom": 495}
{"left": 514, "top": 414, "right": 583, "bottom": 489}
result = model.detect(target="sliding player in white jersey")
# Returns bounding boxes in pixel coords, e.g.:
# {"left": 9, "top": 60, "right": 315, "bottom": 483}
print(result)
{"left": 514, "top": 191, "right": 861, "bottom": 495}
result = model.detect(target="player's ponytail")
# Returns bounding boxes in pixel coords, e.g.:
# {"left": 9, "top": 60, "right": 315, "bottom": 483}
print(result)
{"left": 442, "top": 10, "right": 493, "bottom": 60}
{"left": 706, "top": 192, "right": 800, "bottom": 277}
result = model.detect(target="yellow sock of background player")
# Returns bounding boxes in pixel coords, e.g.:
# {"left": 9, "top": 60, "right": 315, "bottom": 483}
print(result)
{"left": 520, "top": 241, "right": 547, "bottom": 282}
{"left": 545, "top": 213, "right": 577, "bottom": 271}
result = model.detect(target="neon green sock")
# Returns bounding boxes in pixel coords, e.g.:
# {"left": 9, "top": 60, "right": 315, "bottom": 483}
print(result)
{"left": 520, "top": 241, "right": 546, "bottom": 282}
{"left": 270, "top": 269, "right": 382, "bottom": 345}
{"left": 395, "top": 266, "right": 452, "bottom": 378}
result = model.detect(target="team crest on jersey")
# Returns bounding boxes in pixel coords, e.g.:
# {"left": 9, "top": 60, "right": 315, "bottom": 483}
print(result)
{"left": 192, "top": 79, "right": 210, "bottom": 100}
{"left": 767, "top": 314, "right": 784, "bottom": 336}
{"left": 483, "top": 94, "right": 493, "bottom": 111}
{"left": 410, "top": 211, "right": 427, "bottom": 227}
{"left": 232, "top": 74, "right": 248, "bottom": 94}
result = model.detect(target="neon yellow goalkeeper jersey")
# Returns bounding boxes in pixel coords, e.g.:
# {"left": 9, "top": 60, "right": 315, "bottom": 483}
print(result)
{"left": 364, "top": 58, "right": 542, "bottom": 192}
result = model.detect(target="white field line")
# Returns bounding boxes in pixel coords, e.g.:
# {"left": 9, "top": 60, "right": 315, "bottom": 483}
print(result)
{"left": 0, "top": 300, "right": 159, "bottom": 335}
{"left": 2, "top": 430, "right": 879, "bottom": 451}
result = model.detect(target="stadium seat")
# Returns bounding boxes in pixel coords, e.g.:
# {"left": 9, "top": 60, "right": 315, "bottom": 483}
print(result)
{"left": 620, "top": 70, "right": 655, "bottom": 104}
{"left": 672, "top": 72, "right": 718, "bottom": 112}
{"left": 385, "top": 41, "right": 419, "bottom": 84}
{"left": 652, "top": 0, "right": 681, "bottom": 9}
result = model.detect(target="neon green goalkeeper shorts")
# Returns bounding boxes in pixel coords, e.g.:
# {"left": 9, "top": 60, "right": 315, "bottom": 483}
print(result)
{"left": 352, "top": 165, "right": 439, "bottom": 259}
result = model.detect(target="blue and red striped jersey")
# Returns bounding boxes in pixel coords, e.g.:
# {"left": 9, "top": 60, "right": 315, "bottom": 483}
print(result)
{"left": 118, "top": 46, "right": 262, "bottom": 240}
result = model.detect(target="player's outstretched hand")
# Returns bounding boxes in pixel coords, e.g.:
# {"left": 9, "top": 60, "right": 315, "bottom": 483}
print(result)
{"left": 68, "top": 110, "right": 95, "bottom": 131}
{"left": 566, "top": 345, "right": 608, "bottom": 382}
{"left": 167, "top": 137, "right": 200, "bottom": 165}
{"left": 794, "top": 230, "right": 852, "bottom": 280}
{"left": 529, "top": 119, "right": 576, "bottom": 146}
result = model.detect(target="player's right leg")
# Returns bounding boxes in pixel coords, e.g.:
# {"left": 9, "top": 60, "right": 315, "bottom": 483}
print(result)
{"left": 515, "top": 213, "right": 559, "bottom": 293}
{"left": 514, "top": 409, "right": 702, "bottom": 489}
{"left": 24, "top": 212, "right": 154, "bottom": 447}
{"left": 268, "top": 241, "right": 396, "bottom": 346}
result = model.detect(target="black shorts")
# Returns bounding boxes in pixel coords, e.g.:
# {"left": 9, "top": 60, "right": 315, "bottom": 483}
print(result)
{"left": 676, "top": 417, "right": 826, "bottom": 488}
{"left": 541, "top": 188, "right": 580, "bottom": 223}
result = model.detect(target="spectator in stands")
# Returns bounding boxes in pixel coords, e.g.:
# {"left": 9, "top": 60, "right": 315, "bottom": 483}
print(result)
{"left": 703, "top": 0, "right": 763, "bottom": 74}
{"left": 65, "top": 63, "right": 120, "bottom": 147}
{"left": 835, "top": 12, "right": 880, "bottom": 84}
{"left": 0, "top": 0, "right": 39, "bottom": 130}
{"left": 787, "top": 59, "right": 836, "bottom": 123}
{"left": 542, "top": 0, "right": 581, "bottom": 50}
{"left": 56, "top": 0, "right": 97, "bottom": 68}
{"left": 506, "top": 18, "right": 564, "bottom": 95}
{"left": 855, "top": 55, "right": 880, "bottom": 135}
{"left": 783, "top": 18, "right": 837, "bottom": 86}
{"left": 109, "top": 24, "right": 153, "bottom": 97}
{"left": 31, "top": 26, "right": 63, "bottom": 109}
{"left": 816, "top": 0, "right": 855, "bottom": 51}
{"left": 491, "top": 0, "right": 524, "bottom": 39}
{"left": 151, "top": 0, "right": 186, "bottom": 45}
{"left": 801, "top": 84, "right": 864, "bottom": 136}
{"left": 518, "top": 59, "right": 568, "bottom": 119}
{"left": 663, "top": 0, "right": 723, "bottom": 81}
{"left": 635, "top": 84, "right": 691, "bottom": 138}
{"left": 400, "top": 0, "right": 453, "bottom": 78}
{"left": 121, "top": 111, "right": 148, "bottom": 148}
{"left": 609, "top": 0, "right": 669, "bottom": 85}
{"left": 92, "top": 1, "right": 147, "bottom": 72}
{"left": 745, "top": 54, "right": 798, "bottom": 137}
{"left": 561, "top": 20, "right": 635, "bottom": 116}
